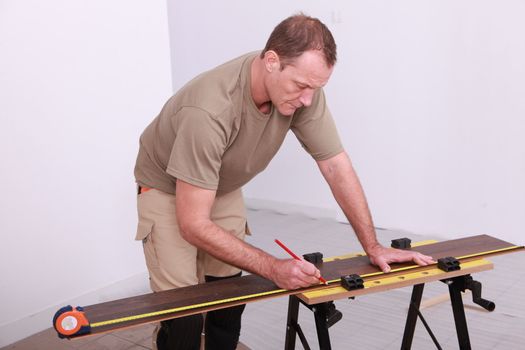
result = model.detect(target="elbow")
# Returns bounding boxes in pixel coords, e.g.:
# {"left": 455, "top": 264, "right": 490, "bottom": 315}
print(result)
{"left": 177, "top": 216, "right": 209, "bottom": 246}
{"left": 177, "top": 219, "right": 196, "bottom": 244}
{"left": 320, "top": 152, "right": 352, "bottom": 180}
{"left": 178, "top": 224, "right": 193, "bottom": 243}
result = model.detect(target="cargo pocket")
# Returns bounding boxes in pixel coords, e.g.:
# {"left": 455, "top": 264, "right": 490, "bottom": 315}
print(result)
{"left": 135, "top": 220, "right": 154, "bottom": 241}
{"left": 136, "top": 220, "right": 160, "bottom": 271}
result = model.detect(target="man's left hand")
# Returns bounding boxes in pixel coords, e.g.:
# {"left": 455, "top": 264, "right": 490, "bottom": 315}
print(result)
{"left": 367, "top": 245, "right": 435, "bottom": 273}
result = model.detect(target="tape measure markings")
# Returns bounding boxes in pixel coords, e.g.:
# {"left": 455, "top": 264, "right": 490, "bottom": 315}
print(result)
{"left": 91, "top": 288, "right": 285, "bottom": 328}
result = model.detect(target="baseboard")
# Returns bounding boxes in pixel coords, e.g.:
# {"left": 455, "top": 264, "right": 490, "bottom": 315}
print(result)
{"left": 0, "top": 271, "right": 150, "bottom": 348}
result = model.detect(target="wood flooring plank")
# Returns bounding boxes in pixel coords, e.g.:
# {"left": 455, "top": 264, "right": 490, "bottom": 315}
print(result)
{"left": 59, "top": 234, "right": 522, "bottom": 339}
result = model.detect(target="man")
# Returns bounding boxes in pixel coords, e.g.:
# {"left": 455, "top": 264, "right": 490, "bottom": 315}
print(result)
{"left": 134, "top": 14, "right": 434, "bottom": 350}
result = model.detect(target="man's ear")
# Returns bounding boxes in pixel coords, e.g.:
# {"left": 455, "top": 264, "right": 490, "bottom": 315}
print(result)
{"left": 264, "top": 50, "right": 280, "bottom": 73}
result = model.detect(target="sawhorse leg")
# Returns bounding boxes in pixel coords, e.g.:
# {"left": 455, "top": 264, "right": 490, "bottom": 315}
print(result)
{"left": 312, "top": 303, "right": 332, "bottom": 350}
{"left": 284, "top": 295, "right": 336, "bottom": 350}
{"left": 401, "top": 283, "right": 425, "bottom": 349}
{"left": 401, "top": 284, "right": 442, "bottom": 350}
{"left": 401, "top": 277, "right": 474, "bottom": 350}
{"left": 285, "top": 295, "right": 310, "bottom": 350}
{"left": 446, "top": 277, "right": 471, "bottom": 350}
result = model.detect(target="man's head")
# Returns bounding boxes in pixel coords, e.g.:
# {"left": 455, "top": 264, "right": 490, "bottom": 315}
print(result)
{"left": 261, "top": 14, "right": 337, "bottom": 69}
{"left": 258, "top": 14, "right": 337, "bottom": 116}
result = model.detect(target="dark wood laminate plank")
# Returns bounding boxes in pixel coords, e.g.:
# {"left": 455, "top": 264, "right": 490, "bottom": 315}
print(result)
{"left": 320, "top": 234, "right": 519, "bottom": 279}
{"left": 73, "top": 234, "right": 522, "bottom": 337}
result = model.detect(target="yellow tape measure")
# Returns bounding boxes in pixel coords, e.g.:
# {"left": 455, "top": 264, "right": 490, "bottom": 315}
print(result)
{"left": 91, "top": 288, "right": 286, "bottom": 328}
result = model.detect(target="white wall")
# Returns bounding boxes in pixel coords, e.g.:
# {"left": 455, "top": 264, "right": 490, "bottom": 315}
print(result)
{"left": 328, "top": 1, "right": 525, "bottom": 245}
{"left": 169, "top": 1, "right": 525, "bottom": 245}
{"left": 0, "top": 0, "right": 172, "bottom": 346}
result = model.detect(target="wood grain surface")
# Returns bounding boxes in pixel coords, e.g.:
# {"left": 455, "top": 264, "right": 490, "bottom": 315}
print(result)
{"left": 74, "top": 234, "right": 522, "bottom": 337}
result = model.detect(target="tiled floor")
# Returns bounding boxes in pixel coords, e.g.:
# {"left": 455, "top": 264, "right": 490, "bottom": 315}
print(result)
{"left": 3, "top": 208, "right": 524, "bottom": 349}
{"left": 1, "top": 324, "right": 250, "bottom": 350}
{"left": 2, "top": 323, "right": 154, "bottom": 350}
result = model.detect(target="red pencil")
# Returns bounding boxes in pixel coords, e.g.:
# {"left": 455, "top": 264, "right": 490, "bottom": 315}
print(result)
{"left": 274, "top": 239, "right": 328, "bottom": 285}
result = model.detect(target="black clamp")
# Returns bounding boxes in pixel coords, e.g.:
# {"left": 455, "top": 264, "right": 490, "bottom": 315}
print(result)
{"left": 438, "top": 257, "right": 461, "bottom": 272}
{"left": 341, "top": 274, "right": 364, "bottom": 291}
{"left": 323, "top": 302, "right": 343, "bottom": 328}
{"left": 463, "top": 275, "right": 496, "bottom": 311}
{"left": 303, "top": 252, "right": 323, "bottom": 264}
{"left": 391, "top": 237, "right": 412, "bottom": 249}
{"left": 441, "top": 275, "right": 496, "bottom": 312}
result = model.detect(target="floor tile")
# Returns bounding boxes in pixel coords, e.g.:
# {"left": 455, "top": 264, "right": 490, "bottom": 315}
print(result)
{"left": 77, "top": 334, "right": 135, "bottom": 350}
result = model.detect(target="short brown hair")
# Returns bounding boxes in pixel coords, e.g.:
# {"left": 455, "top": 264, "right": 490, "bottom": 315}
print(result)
{"left": 261, "top": 14, "right": 337, "bottom": 68}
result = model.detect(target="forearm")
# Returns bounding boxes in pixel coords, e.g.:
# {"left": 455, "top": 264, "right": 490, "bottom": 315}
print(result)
{"left": 318, "top": 152, "right": 382, "bottom": 253}
{"left": 179, "top": 219, "right": 277, "bottom": 279}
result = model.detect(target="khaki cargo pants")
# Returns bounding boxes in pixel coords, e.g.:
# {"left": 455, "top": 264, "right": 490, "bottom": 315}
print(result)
{"left": 135, "top": 188, "right": 247, "bottom": 292}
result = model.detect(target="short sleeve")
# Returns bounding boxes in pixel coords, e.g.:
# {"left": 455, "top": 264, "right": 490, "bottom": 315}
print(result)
{"left": 291, "top": 89, "right": 344, "bottom": 161}
{"left": 166, "top": 107, "right": 228, "bottom": 190}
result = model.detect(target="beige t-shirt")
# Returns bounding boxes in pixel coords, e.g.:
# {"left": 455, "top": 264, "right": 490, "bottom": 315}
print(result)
{"left": 134, "top": 52, "right": 343, "bottom": 195}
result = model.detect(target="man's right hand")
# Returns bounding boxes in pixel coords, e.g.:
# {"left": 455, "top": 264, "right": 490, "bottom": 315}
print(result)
{"left": 270, "top": 259, "right": 322, "bottom": 290}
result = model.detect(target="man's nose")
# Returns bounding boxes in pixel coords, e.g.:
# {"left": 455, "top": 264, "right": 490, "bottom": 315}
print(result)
{"left": 299, "top": 89, "right": 315, "bottom": 107}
